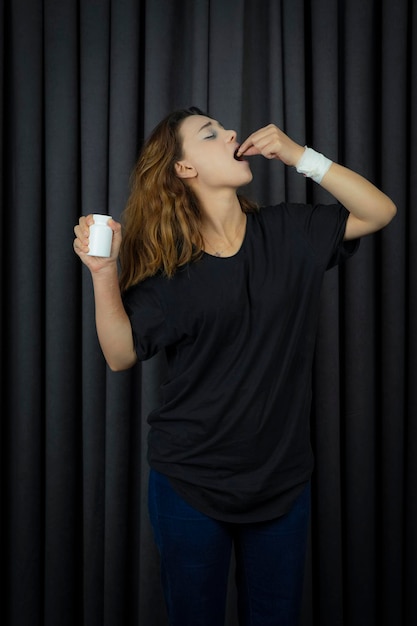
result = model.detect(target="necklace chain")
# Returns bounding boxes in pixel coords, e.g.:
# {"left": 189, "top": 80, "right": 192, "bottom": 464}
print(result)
{"left": 203, "top": 218, "right": 246, "bottom": 257}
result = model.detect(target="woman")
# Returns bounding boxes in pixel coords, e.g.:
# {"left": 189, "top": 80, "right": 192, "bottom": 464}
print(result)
{"left": 73, "top": 107, "right": 396, "bottom": 625}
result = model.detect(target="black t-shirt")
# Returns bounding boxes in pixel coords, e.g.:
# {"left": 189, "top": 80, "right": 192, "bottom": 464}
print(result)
{"left": 123, "top": 203, "right": 359, "bottom": 522}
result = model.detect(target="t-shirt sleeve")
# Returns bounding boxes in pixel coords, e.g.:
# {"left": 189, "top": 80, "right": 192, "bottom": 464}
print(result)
{"left": 122, "top": 280, "right": 173, "bottom": 361}
{"left": 284, "top": 202, "right": 359, "bottom": 269}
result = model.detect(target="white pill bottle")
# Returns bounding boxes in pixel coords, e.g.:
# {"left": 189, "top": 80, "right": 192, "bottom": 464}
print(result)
{"left": 88, "top": 214, "right": 113, "bottom": 257}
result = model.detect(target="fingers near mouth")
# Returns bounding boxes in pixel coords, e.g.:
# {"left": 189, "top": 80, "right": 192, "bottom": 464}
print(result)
{"left": 234, "top": 147, "right": 244, "bottom": 161}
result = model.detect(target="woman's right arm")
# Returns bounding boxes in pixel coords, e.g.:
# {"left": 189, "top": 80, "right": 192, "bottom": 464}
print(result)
{"left": 73, "top": 215, "right": 137, "bottom": 371}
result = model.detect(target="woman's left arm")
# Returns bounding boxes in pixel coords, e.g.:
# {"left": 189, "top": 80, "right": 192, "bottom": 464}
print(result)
{"left": 319, "top": 162, "right": 397, "bottom": 240}
{"left": 237, "top": 124, "right": 397, "bottom": 240}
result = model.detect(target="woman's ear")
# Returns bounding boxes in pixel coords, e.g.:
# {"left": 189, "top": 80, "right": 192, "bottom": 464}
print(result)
{"left": 175, "top": 160, "right": 197, "bottom": 179}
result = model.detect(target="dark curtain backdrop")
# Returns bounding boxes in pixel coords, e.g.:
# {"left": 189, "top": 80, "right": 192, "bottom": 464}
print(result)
{"left": 1, "top": 0, "right": 416, "bottom": 625}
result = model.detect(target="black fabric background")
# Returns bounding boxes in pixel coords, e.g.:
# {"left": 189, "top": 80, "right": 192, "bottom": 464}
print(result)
{"left": 1, "top": 1, "right": 416, "bottom": 625}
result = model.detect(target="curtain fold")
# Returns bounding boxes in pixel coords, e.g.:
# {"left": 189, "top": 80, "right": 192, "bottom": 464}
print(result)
{"left": 405, "top": 5, "right": 417, "bottom": 625}
{"left": 1, "top": 1, "right": 416, "bottom": 625}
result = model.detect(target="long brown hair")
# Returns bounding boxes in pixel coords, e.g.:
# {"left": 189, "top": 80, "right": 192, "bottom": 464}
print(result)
{"left": 119, "top": 107, "right": 258, "bottom": 292}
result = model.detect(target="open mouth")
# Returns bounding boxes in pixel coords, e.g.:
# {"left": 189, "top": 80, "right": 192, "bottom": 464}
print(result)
{"left": 234, "top": 147, "right": 244, "bottom": 161}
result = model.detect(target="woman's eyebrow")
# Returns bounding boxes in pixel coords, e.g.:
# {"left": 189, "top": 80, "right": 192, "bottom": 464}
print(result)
{"left": 197, "top": 121, "right": 213, "bottom": 133}
{"left": 197, "top": 120, "right": 224, "bottom": 134}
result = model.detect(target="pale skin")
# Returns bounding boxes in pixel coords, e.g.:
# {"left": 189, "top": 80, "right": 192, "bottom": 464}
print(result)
{"left": 73, "top": 115, "right": 397, "bottom": 371}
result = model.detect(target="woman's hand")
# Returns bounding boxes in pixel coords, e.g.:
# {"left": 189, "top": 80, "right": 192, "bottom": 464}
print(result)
{"left": 236, "top": 124, "right": 305, "bottom": 167}
{"left": 73, "top": 215, "right": 122, "bottom": 272}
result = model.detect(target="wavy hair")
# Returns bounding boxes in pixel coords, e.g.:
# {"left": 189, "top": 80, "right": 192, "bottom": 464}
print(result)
{"left": 119, "top": 107, "right": 258, "bottom": 292}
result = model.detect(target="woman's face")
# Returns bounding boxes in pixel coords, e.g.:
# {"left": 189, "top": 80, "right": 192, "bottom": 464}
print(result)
{"left": 175, "top": 114, "right": 253, "bottom": 191}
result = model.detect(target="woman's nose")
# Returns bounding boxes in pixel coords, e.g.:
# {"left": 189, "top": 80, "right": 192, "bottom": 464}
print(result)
{"left": 227, "top": 129, "right": 237, "bottom": 142}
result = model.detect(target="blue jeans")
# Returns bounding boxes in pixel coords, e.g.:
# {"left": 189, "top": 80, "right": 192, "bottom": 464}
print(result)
{"left": 148, "top": 469, "right": 310, "bottom": 626}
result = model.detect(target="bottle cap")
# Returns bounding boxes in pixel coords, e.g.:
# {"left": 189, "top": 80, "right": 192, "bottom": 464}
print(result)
{"left": 92, "top": 214, "right": 112, "bottom": 224}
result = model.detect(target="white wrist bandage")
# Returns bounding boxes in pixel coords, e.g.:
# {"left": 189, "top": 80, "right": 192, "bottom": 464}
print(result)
{"left": 295, "top": 146, "right": 333, "bottom": 184}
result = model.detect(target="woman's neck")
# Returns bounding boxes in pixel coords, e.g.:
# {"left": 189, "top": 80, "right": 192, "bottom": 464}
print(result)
{"left": 199, "top": 197, "right": 247, "bottom": 257}
{"left": 199, "top": 192, "right": 244, "bottom": 235}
